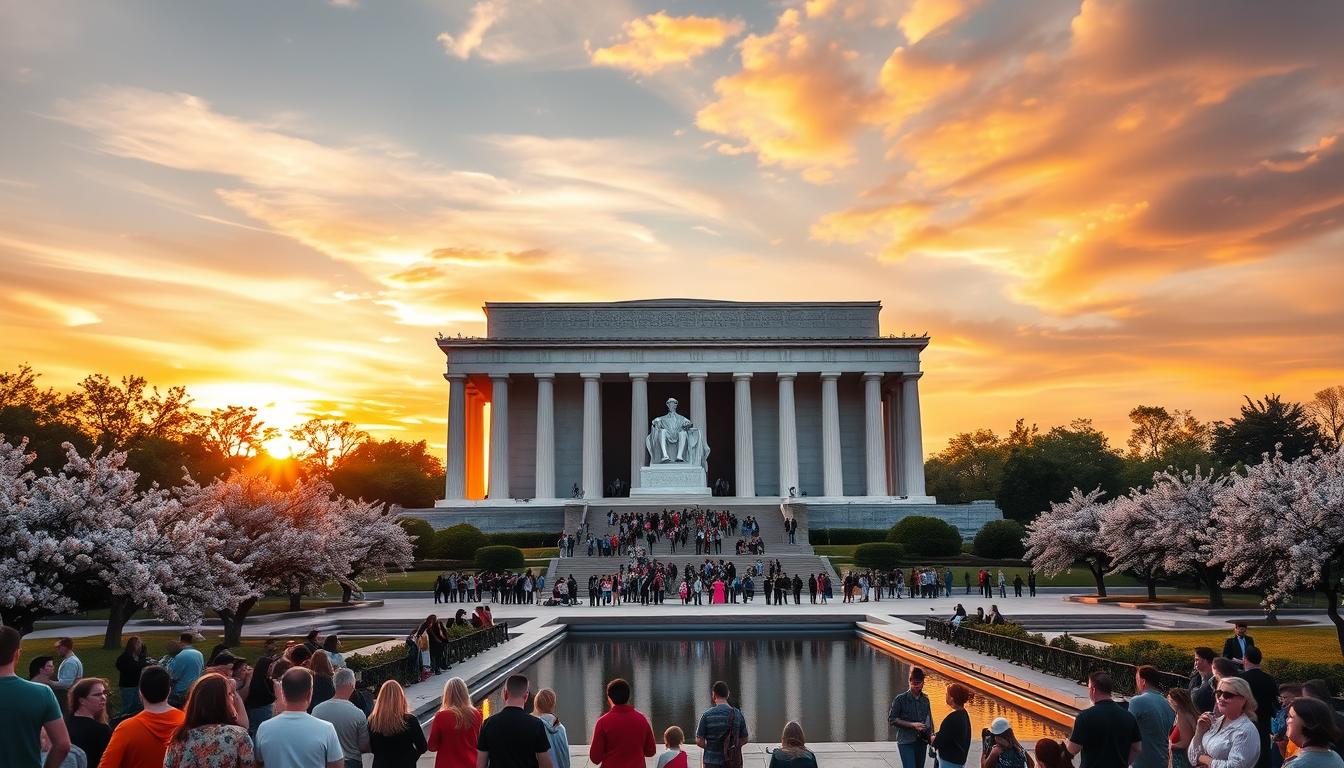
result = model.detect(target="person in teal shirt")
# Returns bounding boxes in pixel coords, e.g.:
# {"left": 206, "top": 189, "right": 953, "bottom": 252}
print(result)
{"left": 1, "top": 625, "right": 72, "bottom": 768}
{"left": 165, "top": 633, "right": 204, "bottom": 705}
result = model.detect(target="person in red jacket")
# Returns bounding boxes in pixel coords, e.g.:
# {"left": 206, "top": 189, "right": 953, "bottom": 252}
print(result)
{"left": 588, "top": 678, "right": 655, "bottom": 768}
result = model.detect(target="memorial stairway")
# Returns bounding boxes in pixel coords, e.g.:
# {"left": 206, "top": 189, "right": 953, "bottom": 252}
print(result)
{"left": 544, "top": 502, "right": 839, "bottom": 587}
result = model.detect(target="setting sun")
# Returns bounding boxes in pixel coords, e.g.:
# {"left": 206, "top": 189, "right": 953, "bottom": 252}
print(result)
{"left": 263, "top": 436, "right": 300, "bottom": 460}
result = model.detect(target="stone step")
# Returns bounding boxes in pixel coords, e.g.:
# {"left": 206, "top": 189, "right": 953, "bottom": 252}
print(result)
{"left": 545, "top": 552, "right": 837, "bottom": 589}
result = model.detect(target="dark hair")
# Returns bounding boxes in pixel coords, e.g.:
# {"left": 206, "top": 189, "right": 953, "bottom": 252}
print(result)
{"left": 0, "top": 626, "right": 19, "bottom": 666}
{"left": 1302, "top": 679, "right": 1334, "bottom": 701}
{"left": 307, "top": 629, "right": 320, "bottom": 641}
{"left": 1136, "top": 665, "right": 1163, "bottom": 689}
{"left": 173, "top": 673, "right": 234, "bottom": 742}
{"left": 607, "top": 678, "right": 631, "bottom": 706}
{"left": 1245, "top": 647, "right": 1262, "bottom": 665}
{"left": 910, "top": 667, "right": 926, "bottom": 683}
{"left": 1212, "top": 658, "right": 1239, "bottom": 678}
{"left": 247, "top": 657, "right": 275, "bottom": 704}
{"left": 1233, "top": 622, "right": 1248, "bottom": 628}
{"left": 178, "top": 633, "right": 193, "bottom": 645}
{"left": 287, "top": 645, "right": 312, "bottom": 666}
{"left": 712, "top": 680, "right": 731, "bottom": 700}
{"left": 1194, "top": 647, "right": 1216, "bottom": 663}
{"left": 504, "top": 674, "right": 529, "bottom": 700}
{"left": 1290, "top": 697, "right": 1341, "bottom": 748}
{"left": 1088, "top": 670, "right": 1113, "bottom": 694}
{"left": 1035, "top": 738, "right": 1073, "bottom": 768}
{"left": 28, "top": 655, "right": 53, "bottom": 679}
{"left": 123, "top": 636, "right": 143, "bottom": 656}
{"left": 69, "top": 677, "right": 111, "bottom": 723}
{"left": 139, "top": 665, "right": 172, "bottom": 704}
{"left": 281, "top": 667, "right": 314, "bottom": 703}
{"left": 57, "top": 637, "right": 74, "bottom": 650}
{"left": 322, "top": 634, "right": 340, "bottom": 653}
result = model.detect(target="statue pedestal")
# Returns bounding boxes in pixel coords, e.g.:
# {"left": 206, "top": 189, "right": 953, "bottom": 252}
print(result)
{"left": 631, "top": 464, "right": 711, "bottom": 497}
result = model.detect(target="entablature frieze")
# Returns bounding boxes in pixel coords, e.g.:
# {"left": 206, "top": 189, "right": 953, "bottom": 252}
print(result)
{"left": 440, "top": 344, "right": 921, "bottom": 376}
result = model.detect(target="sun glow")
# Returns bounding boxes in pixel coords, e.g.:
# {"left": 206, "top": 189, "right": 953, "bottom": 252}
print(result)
{"left": 263, "top": 436, "right": 301, "bottom": 459}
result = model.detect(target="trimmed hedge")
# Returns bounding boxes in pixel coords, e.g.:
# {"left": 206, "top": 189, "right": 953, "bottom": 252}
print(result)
{"left": 488, "top": 531, "right": 560, "bottom": 548}
{"left": 854, "top": 543, "right": 905, "bottom": 570}
{"left": 972, "top": 520, "right": 1027, "bottom": 559}
{"left": 475, "top": 545, "right": 525, "bottom": 571}
{"left": 433, "top": 524, "right": 489, "bottom": 560}
{"left": 887, "top": 516, "right": 963, "bottom": 557}
{"left": 809, "top": 528, "right": 889, "bottom": 545}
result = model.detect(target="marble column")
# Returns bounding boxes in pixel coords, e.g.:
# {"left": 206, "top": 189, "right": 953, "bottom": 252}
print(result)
{"left": 534, "top": 373, "right": 555, "bottom": 499}
{"left": 629, "top": 373, "right": 648, "bottom": 489}
{"left": 688, "top": 372, "right": 707, "bottom": 433}
{"left": 901, "top": 372, "right": 927, "bottom": 497}
{"left": 733, "top": 373, "right": 755, "bottom": 497}
{"left": 883, "top": 386, "right": 899, "bottom": 495}
{"left": 581, "top": 373, "right": 603, "bottom": 499}
{"left": 487, "top": 374, "right": 509, "bottom": 499}
{"left": 890, "top": 384, "right": 907, "bottom": 496}
{"left": 820, "top": 372, "right": 843, "bottom": 497}
{"left": 444, "top": 373, "right": 467, "bottom": 499}
{"left": 863, "top": 372, "right": 886, "bottom": 496}
{"left": 777, "top": 373, "right": 799, "bottom": 497}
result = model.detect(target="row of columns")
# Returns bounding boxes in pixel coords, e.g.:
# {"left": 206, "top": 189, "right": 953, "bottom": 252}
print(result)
{"left": 443, "top": 371, "right": 925, "bottom": 500}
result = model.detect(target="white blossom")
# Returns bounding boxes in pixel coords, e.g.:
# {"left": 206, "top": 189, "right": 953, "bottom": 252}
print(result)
{"left": 1024, "top": 487, "right": 1114, "bottom": 595}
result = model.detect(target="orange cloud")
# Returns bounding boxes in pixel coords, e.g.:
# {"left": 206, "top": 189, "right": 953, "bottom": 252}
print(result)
{"left": 590, "top": 12, "right": 744, "bottom": 74}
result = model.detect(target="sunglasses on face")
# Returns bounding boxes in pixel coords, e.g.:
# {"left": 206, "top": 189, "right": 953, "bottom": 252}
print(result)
{"left": 1215, "top": 690, "right": 1243, "bottom": 699}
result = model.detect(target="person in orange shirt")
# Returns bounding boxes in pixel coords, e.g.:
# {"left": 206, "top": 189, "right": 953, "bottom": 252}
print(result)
{"left": 101, "top": 665, "right": 185, "bottom": 768}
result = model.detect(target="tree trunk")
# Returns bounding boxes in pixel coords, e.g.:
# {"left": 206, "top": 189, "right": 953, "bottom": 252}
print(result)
{"left": 1204, "top": 565, "right": 1226, "bottom": 609}
{"left": 1, "top": 608, "right": 39, "bottom": 635}
{"left": 341, "top": 582, "right": 353, "bottom": 604}
{"left": 218, "top": 596, "right": 258, "bottom": 647}
{"left": 289, "top": 576, "right": 303, "bottom": 612}
{"left": 1325, "top": 576, "right": 1344, "bottom": 659}
{"left": 1147, "top": 574, "right": 1158, "bottom": 602}
{"left": 102, "top": 598, "right": 138, "bottom": 650}
{"left": 1091, "top": 561, "right": 1108, "bottom": 598}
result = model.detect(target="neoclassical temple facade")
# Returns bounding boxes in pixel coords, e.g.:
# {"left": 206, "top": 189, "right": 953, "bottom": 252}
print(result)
{"left": 436, "top": 299, "right": 934, "bottom": 505}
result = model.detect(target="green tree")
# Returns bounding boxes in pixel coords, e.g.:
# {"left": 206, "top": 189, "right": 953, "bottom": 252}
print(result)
{"left": 398, "top": 517, "right": 436, "bottom": 561}
{"left": 997, "top": 419, "right": 1124, "bottom": 522}
{"left": 330, "top": 438, "right": 444, "bottom": 508}
{"left": 972, "top": 519, "right": 1026, "bottom": 559}
{"left": 924, "top": 428, "right": 1009, "bottom": 504}
{"left": 1212, "top": 394, "right": 1322, "bottom": 468}
{"left": 887, "top": 515, "right": 962, "bottom": 557}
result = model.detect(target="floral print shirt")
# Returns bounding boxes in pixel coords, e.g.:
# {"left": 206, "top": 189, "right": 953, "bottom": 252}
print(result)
{"left": 163, "top": 724, "right": 256, "bottom": 768}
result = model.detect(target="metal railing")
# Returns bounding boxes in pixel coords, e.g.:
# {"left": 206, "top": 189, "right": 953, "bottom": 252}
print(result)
{"left": 924, "top": 619, "right": 1188, "bottom": 695}
{"left": 357, "top": 623, "right": 510, "bottom": 691}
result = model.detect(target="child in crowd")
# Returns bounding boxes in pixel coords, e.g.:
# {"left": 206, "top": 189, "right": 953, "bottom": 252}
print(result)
{"left": 657, "top": 726, "right": 689, "bottom": 768}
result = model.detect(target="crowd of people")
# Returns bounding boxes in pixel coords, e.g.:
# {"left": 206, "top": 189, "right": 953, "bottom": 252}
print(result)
{"left": 564, "top": 508, "right": 774, "bottom": 558}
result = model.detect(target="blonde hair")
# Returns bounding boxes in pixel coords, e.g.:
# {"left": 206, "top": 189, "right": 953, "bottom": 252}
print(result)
{"left": 440, "top": 677, "right": 479, "bottom": 730}
{"left": 1217, "top": 677, "right": 1258, "bottom": 722}
{"left": 664, "top": 725, "right": 684, "bottom": 748}
{"left": 368, "top": 680, "right": 410, "bottom": 735}
{"left": 780, "top": 721, "right": 808, "bottom": 755}
{"left": 309, "top": 650, "right": 334, "bottom": 678}
{"left": 532, "top": 687, "right": 559, "bottom": 725}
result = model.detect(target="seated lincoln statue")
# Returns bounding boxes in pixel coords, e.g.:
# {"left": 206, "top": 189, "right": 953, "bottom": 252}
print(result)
{"left": 645, "top": 397, "right": 709, "bottom": 469}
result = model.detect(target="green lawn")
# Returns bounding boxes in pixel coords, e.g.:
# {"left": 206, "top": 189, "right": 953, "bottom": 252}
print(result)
{"left": 23, "top": 631, "right": 393, "bottom": 714}
{"left": 1078, "top": 627, "right": 1344, "bottom": 665}
{"left": 55, "top": 598, "right": 354, "bottom": 622}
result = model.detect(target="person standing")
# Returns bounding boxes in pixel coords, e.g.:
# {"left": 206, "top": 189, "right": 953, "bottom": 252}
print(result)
{"left": 1129, "top": 667, "right": 1175, "bottom": 768}
{"left": 65, "top": 678, "right": 112, "bottom": 768}
{"left": 312, "top": 669, "right": 369, "bottom": 768}
{"left": 1222, "top": 623, "right": 1255, "bottom": 664}
{"left": 54, "top": 638, "right": 84, "bottom": 703}
{"left": 427, "top": 677, "right": 481, "bottom": 768}
{"left": 254, "top": 668, "right": 344, "bottom": 768}
{"left": 933, "top": 683, "right": 973, "bottom": 768}
{"left": 477, "top": 674, "right": 552, "bottom": 767}
{"left": 589, "top": 678, "right": 655, "bottom": 768}
{"left": 1064, "top": 671, "right": 1141, "bottom": 768}
{"left": 1, "top": 625, "right": 72, "bottom": 768}
{"left": 888, "top": 667, "right": 934, "bottom": 768}
{"left": 696, "top": 681, "right": 748, "bottom": 768}
{"left": 162, "top": 673, "right": 254, "bottom": 768}
{"left": 1169, "top": 688, "right": 1200, "bottom": 768}
{"left": 1239, "top": 647, "right": 1278, "bottom": 768}
{"left": 531, "top": 688, "right": 570, "bottom": 768}
{"left": 115, "top": 638, "right": 149, "bottom": 718}
{"left": 165, "top": 635, "right": 203, "bottom": 709}
{"left": 1191, "top": 649, "right": 1218, "bottom": 714}
{"left": 100, "top": 666, "right": 185, "bottom": 768}
{"left": 1283, "top": 698, "right": 1344, "bottom": 768}
{"left": 367, "top": 681, "right": 426, "bottom": 768}
{"left": 1189, "top": 676, "right": 1259, "bottom": 768}
{"left": 1028, "top": 571, "right": 1037, "bottom": 597}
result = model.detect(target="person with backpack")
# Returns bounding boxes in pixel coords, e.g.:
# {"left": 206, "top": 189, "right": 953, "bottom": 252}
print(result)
{"left": 696, "top": 681, "right": 748, "bottom": 768}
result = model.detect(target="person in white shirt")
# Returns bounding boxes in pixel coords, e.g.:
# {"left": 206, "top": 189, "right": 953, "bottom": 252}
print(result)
{"left": 256, "top": 667, "right": 344, "bottom": 768}
{"left": 1190, "top": 676, "right": 1260, "bottom": 768}
{"left": 54, "top": 638, "right": 84, "bottom": 695}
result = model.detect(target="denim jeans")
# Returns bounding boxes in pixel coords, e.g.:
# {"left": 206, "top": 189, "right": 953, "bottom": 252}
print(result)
{"left": 939, "top": 759, "right": 965, "bottom": 768}
{"left": 898, "top": 742, "right": 928, "bottom": 768}
{"left": 120, "top": 688, "right": 142, "bottom": 717}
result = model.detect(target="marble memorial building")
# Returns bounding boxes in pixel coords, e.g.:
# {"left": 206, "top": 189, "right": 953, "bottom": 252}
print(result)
{"left": 435, "top": 299, "right": 936, "bottom": 506}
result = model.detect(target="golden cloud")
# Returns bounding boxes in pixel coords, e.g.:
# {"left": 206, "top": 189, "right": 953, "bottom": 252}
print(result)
{"left": 591, "top": 11, "right": 744, "bottom": 74}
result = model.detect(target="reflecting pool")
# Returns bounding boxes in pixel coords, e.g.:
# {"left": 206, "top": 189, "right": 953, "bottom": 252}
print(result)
{"left": 478, "top": 633, "right": 1068, "bottom": 745}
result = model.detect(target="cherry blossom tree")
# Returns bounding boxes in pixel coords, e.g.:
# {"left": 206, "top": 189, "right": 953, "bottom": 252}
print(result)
{"left": 1211, "top": 448, "right": 1344, "bottom": 655}
{"left": 331, "top": 497, "right": 415, "bottom": 603}
{"left": 1104, "top": 467, "right": 1231, "bottom": 607}
{"left": 0, "top": 437, "right": 80, "bottom": 632}
{"left": 1024, "top": 487, "right": 1114, "bottom": 597}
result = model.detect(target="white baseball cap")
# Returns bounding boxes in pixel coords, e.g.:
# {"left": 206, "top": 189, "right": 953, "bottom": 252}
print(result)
{"left": 989, "top": 718, "right": 1012, "bottom": 735}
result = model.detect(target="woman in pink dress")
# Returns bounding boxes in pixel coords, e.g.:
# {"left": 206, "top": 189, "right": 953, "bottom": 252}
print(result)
{"left": 712, "top": 578, "right": 727, "bottom": 604}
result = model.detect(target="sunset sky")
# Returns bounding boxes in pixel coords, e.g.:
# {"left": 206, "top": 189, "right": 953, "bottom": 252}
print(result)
{"left": 2, "top": 0, "right": 1343, "bottom": 459}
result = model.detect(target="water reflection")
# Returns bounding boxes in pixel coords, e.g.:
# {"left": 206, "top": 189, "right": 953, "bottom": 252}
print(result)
{"left": 477, "top": 633, "right": 1067, "bottom": 745}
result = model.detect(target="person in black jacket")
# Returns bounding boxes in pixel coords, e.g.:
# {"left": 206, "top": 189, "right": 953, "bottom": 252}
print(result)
{"left": 113, "top": 636, "right": 149, "bottom": 717}
{"left": 367, "top": 680, "right": 427, "bottom": 768}
{"left": 934, "top": 683, "right": 973, "bottom": 768}
{"left": 1222, "top": 622, "right": 1255, "bottom": 662}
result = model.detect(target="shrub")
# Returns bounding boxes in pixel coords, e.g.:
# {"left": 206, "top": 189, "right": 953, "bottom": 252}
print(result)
{"left": 433, "top": 524, "right": 489, "bottom": 560}
{"left": 1102, "top": 639, "right": 1192, "bottom": 673}
{"left": 967, "top": 620, "right": 1047, "bottom": 645}
{"left": 888, "top": 516, "right": 963, "bottom": 557}
{"left": 474, "top": 545, "right": 525, "bottom": 571}
{"left": 488, "top": 531, "right": 560, "bottom": 548}
{"left": 1049, "top": 633, "right": 1082, "bottom": 652}
{"left": 972, "top": 520, "right": 1027, "bottom": 559}
{"left": 809, "top": 528, "right": 889, "bottom": 545}
{"left": 397, "top": 517, "right": 436, "bottom": 561}
{"left": 854, "top": 543, "right": 904, "bottom": 570}
{"left": 1262, "top": 660, "right": 1344, "bottom": 694}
